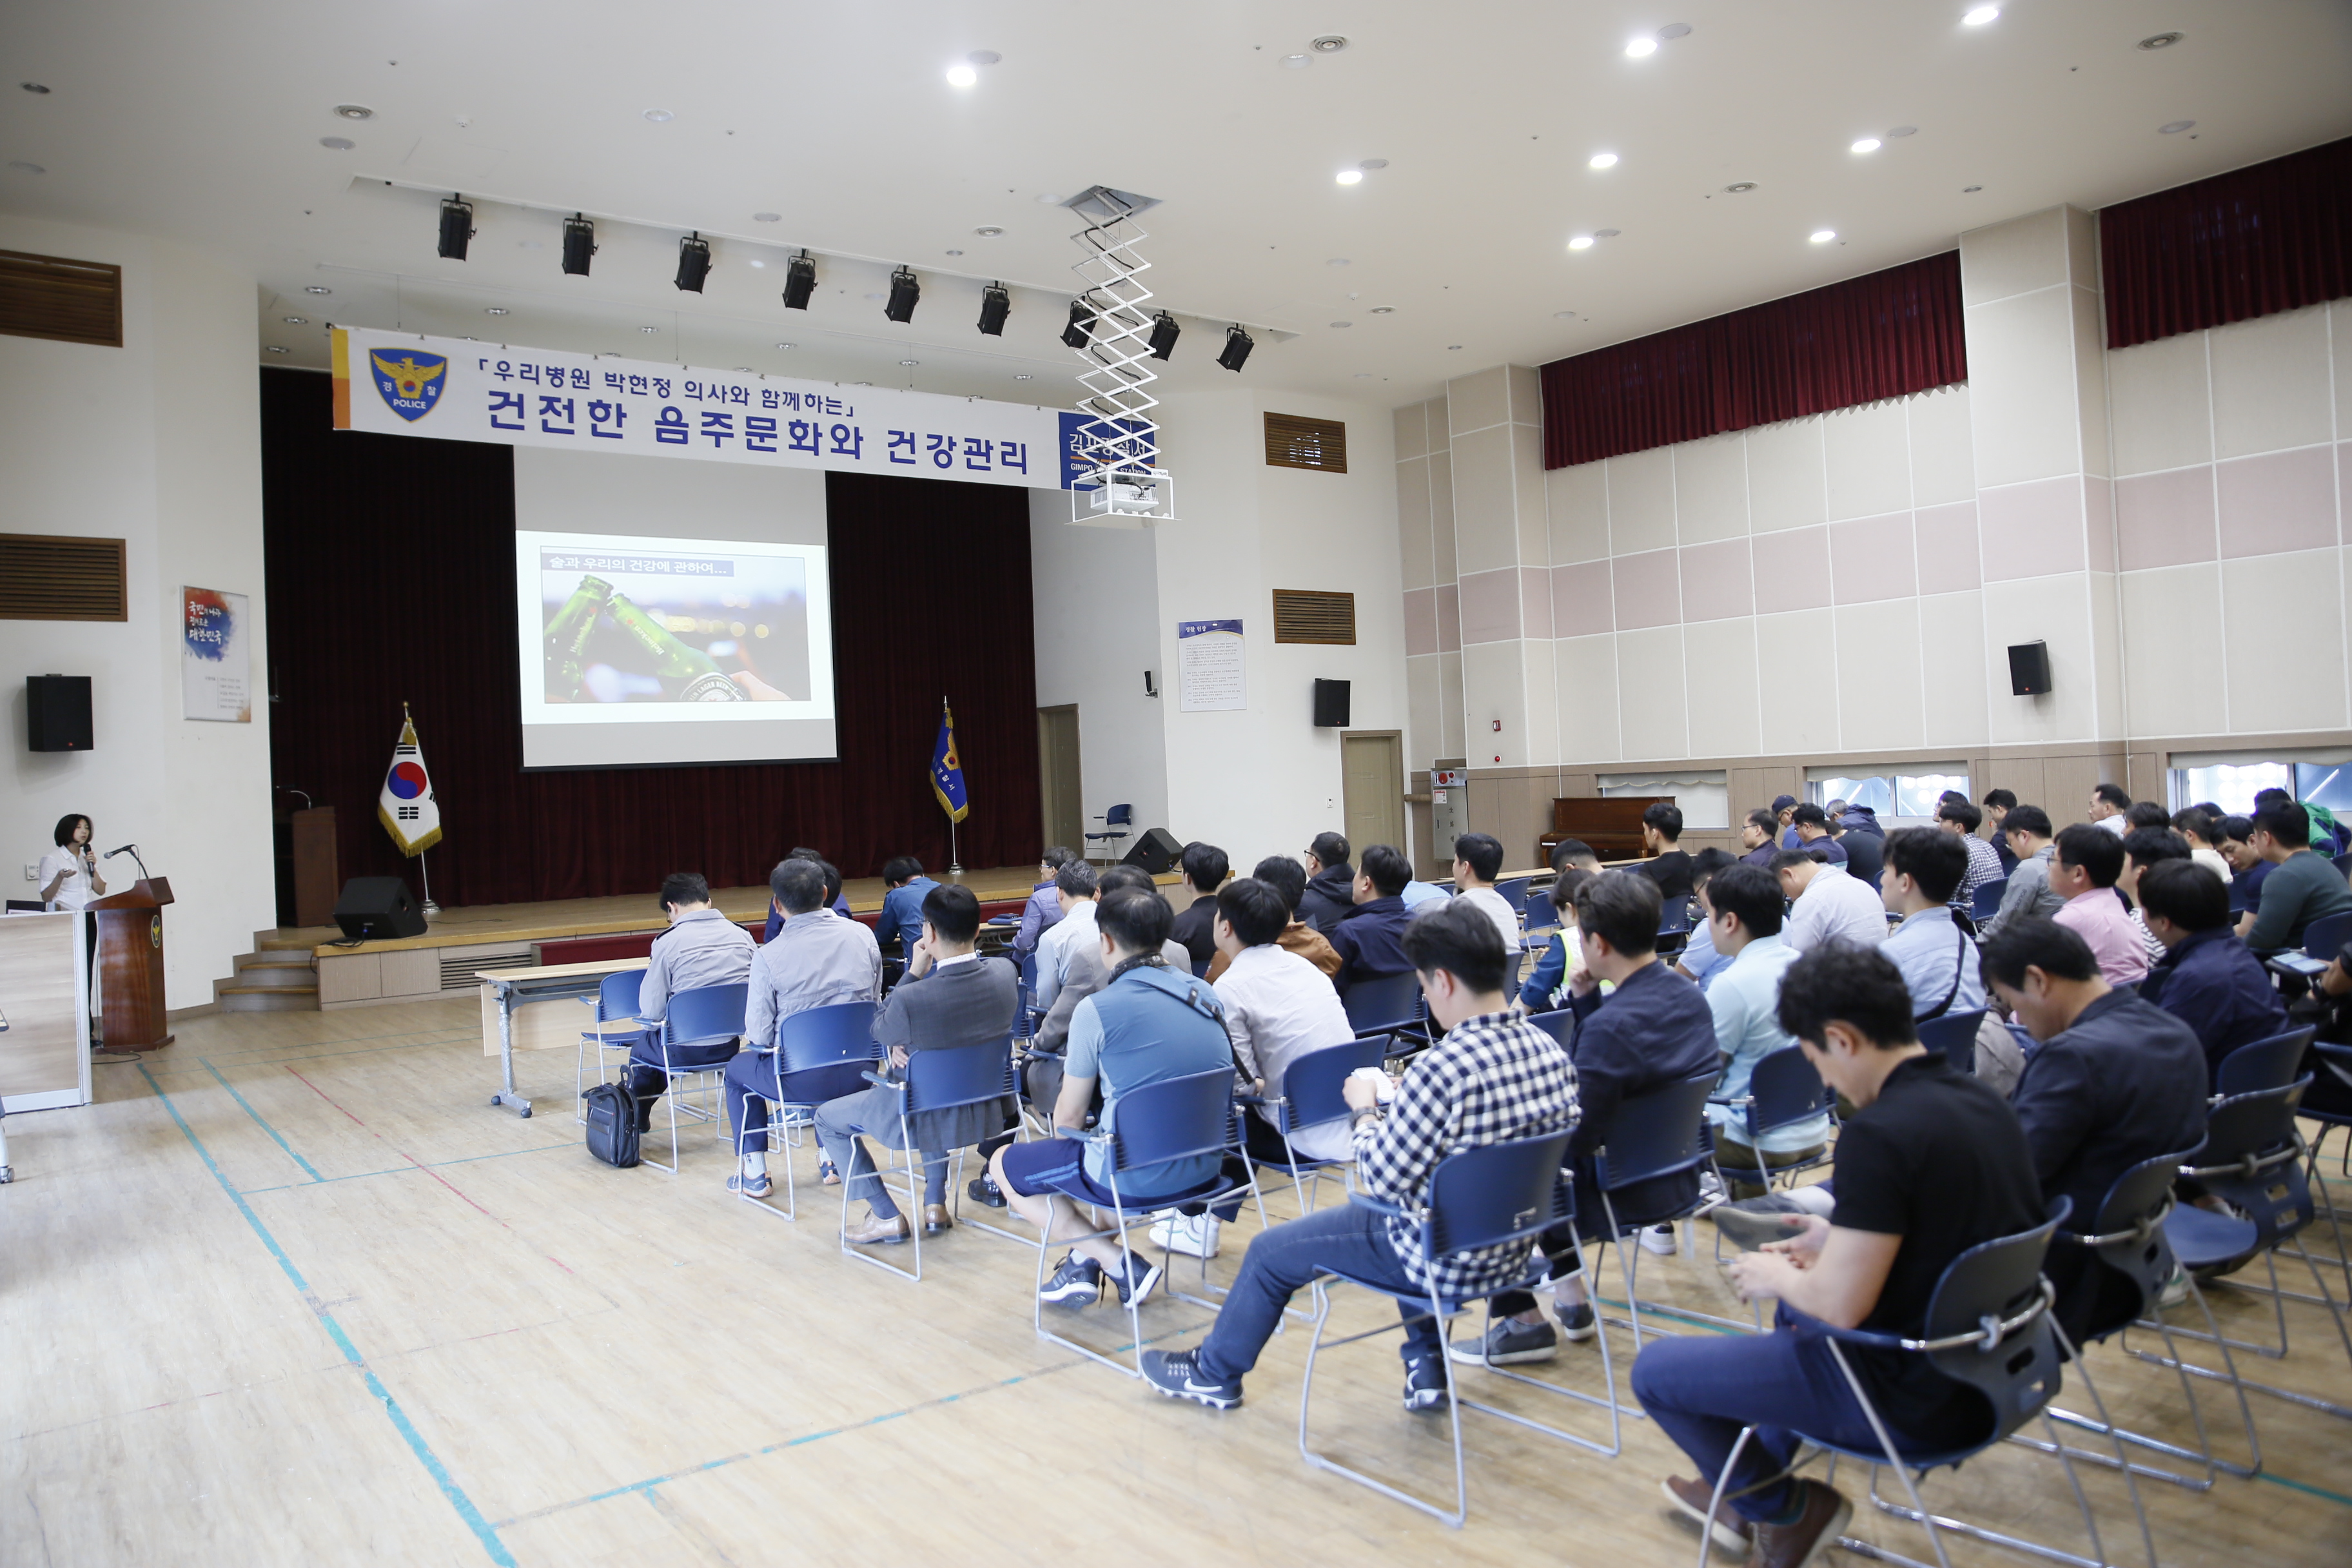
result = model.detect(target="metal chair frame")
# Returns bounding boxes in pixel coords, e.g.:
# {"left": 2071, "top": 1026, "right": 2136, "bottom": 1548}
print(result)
{"left": 1705, "top": 1044, "right": 1838, "bottom": 1275}
{"left": 1590, "top": 1072, "right": 1722, "bottom": 1349}
{"left": 728, "top": 1000, "right": 880, "bottom": 1220}
{"left": 841, "top": 1033, "right": 1021, "bottom": 1282}
{"left": 638, "top": 983, "right": 747, "bottom": 1175}
{"left": 574, "top": 969, "right": 650, "bottom": 1125}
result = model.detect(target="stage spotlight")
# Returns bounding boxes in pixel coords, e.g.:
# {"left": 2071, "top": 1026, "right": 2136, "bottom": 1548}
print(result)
{"left": 977, "top": 282, "right": 1011, "bottom": 336}
{"left": 674, "top": 232, "right": 711, "bottom": 292}
{"left": 561, "top": 214, "right": 595, "bottom": 276}
{"left": 1061, "top": 298, "right": 1095, "bottom": 349}
{"left": 1148, "top": 310, "right": 1180, "bottom": 360}
{"left": 884, "top": 266, "right": 920, "bottom": 322}
{"left": 437, "top": 195, "right": 474, "bottom": 260}
{"left": 1217, "top": 324, "right": 1254, "bottom": 372}
{"left": 782, "top": 250, "right": 817, "bottom": 309}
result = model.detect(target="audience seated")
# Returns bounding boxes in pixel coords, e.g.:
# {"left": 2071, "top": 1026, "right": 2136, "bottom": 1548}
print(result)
{"left": 2136, "top": 859, "right": 2289, "bottom": 1088}
{"left": 1011, "top": 846, "right": 1077, "bottom": 957}
{"left": 624, "top": 872, "right": 758, "bottom": 1126}
{"left": 2239, "top": 799, "right": 2352, "bottom": 954}
{"left": 1634, "top": 803, "right": 1696, "bottom": 897}
{"left": 991, "top": 887, "right": 1234, "bottom": 1311}
{"left": 727, "top": 859, "right": 885, "bottom": 1197}
{"left": 1935, "top": 799, "right": 2005, "bottom": 914}
{"left": 2048, "top": 824, "right": 2150, "bottom": 987}
{"left": 1738, "top": 808, "right": 1780, "bottom": 868}
{"left": 2119, "top": 827, "right": 2188, "bottom": 967}
{"left": 1700, "top": 865, "right": 1827, "bottom": 1197}
{"left": 1205, "top": 855, "right": 1340, "bottom": 982}
{"left": 1140, "top": 901, "right": 1578, "bottom": 1411}
{"left": 2171, "top": 808, "right": 2235, "bottom": 885}
{"left": 1982, "top": 788, "right": 2020, "bottom": 874}
{"left": 2124, "top": 800, "right": 2172, "bottom": 833}
{"left": 1836, "top": 799, "right": 1885, "bottom": 839}
{"left": 1773, "top": 850, "right": 1885, "bottom": 952}
{"left": 1462, "top": 872, "right": 1719, "bottom": 1366}
{"left": 1636, "top": 945, "right": 2045, "bottom": 1567}
{"left": 1785, "top": 803, "right": 1848, "bottom": 866}
{"left": 2284, "top": 935, "right": 2352, "bottom": 1121}
{"left": 1170, "top": 841, "right": 1230, "bottom": 968}
{"left": 1295, "top": 831, "right": 1358, "bottom": 933}
{"left": 1877, "top": 828, "right": 1986, "bottom": 1021}
{"left": 2088, "top": 783, "right": 2133, "bottom": 837}
{"left": 1551, "top": 838, "right": 1603, "bottom": 876}
{"left": 1982, "top": 804, "right": 2063, "bottom": 936}
{"left": 1669, "top": 848, "right": 1739, "bottom": 989}
{"left": 876, "top": 856, "right": 941, "bottom": 958}
{"left": 821, "top": 883, "right": 1019, "bottom": 1244}
{"left": 761, "top": 845, "right": 852, "bottom": 941}
{"left": 1034, "top": 859, "right": 1102, "bottom": 1010}
{"left": 1326, "top": 844, "right": 1416, "bottom": 995}
{"left": 1825, "top": 809, "right": 1883, "bottom": 889}
{"left": 1517, "top": 867, "right": 1594, "bottom": 1011}
{"left": 1772, "top": 794, "right": 1802, "bottom": 851}
{"left": 1449, "top": 831, "right": 1523, "bottom": 955}
{"left": 2216, "top": 814, "right": 2269, "bottom": 911}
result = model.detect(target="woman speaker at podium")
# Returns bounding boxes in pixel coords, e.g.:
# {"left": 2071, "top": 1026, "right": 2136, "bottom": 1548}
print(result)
{"left": 39, "top": 813, "right": 106, "bottom": 995}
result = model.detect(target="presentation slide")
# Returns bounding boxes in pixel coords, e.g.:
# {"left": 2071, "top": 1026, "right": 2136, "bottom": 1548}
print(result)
{"left": 514, "top": 530, "right": 835, "bottom": 769}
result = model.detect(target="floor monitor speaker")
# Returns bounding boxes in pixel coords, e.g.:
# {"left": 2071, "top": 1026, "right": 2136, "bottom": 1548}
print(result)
{"left": 1122, "top": 827, "right": 1184, "bottom": 876}
{"left": 333, "top": 876, "right": 427, "bottom": 941}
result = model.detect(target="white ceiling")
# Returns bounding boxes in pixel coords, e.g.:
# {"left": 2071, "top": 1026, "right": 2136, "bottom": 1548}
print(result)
{"left": 3, "top": 1, "right": 2347, "bottom": 408}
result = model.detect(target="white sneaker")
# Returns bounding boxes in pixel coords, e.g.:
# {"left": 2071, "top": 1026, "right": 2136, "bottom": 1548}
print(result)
{"left": 1640, "top": 1223, "right": 1679, "bottom": 1256}
{"left": 1695, "top": 1171, "right": 1729, "bottom": 1215}
{"left": 1149, "top": 1212, "right": 1222, "bottom": 1259}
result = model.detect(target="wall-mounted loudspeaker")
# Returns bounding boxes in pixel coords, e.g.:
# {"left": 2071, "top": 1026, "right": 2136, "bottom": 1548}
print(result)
{"left": 2006, "top": 641, "right": 2052, "bottom": 697}
{"left": 27, "top": 674, "right": 92, "bottom": 752}
{"left": 1312, "top": 678, "right": 1352, "bottom": 727}
{"left": 1121, "top": 827, "right": 1184, "bottom": 875}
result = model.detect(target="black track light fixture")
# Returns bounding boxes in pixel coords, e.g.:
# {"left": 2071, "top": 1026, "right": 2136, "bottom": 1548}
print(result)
{"left": 1217, "top": 324, "right": 1255, "bottom": 372}
{"left": 781, "top": 250, "right": 817, "bottom": 309}
{"left": 1061, "top": 297, "right": 1095, "bottom": 349}
{"left": 561, "top": 214, "right": 595, "bottom": 277}
{"left": 674, "top": 232, "right": 711, "bottom": 292}
{"left": 437, "top": 195, "right": 474, "bottom": 260}
{"left": 977, "top": 282, "right": 1012, "bottom": 337}
{"left": 883, "top": 266, "right": 920, "bottom": 322}
{"left": 1148, "top": 310, "right": 1180, "bottom": 361}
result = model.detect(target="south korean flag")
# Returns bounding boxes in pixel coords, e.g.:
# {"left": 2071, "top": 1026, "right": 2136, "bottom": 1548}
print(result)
{"left": 377, "top": 708, "right": 443, "bottom": 856}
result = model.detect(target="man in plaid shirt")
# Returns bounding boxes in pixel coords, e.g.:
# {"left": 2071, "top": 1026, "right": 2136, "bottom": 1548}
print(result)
{"left": 1142, "top": 900, "right": 1578, "bottom": 1412}
{"left": 1936, "top": 799, "right": 2005, "bottom": 915}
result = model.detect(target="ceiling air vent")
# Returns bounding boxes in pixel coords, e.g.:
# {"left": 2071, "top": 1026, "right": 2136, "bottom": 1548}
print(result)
{"left": 1264, "top": 412, "right": 1348, "bottom": 473}
{"left": 0, "top": 250, "right": 123, "bottom": 348}
{"left": 1271, "top": 589, "right": 1357, "bottom": 645}
{"left": 0, "top": 533, "right": 128, "bottom": 621}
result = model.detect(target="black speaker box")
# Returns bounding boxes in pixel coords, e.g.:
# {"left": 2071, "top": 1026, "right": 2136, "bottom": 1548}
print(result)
{"left": 27, "top": 675, "right": 92, "bottom": 752}
{"left": 1122, "top": 827, "right": 1184, "bottom": 876}
{"left": 2007, "top": 641, "right": 2052, "bottom": 696}
{"left": 334, "top": 876, "right": 427, "bottom": 941}
{"left": 1312, "top": 678, "right": 1351, "bottom": 728}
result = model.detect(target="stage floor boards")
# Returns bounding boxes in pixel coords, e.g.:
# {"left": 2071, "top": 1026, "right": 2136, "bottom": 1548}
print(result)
{"left": 6, "top": 1004, "right": 2350, "bottom": 1565}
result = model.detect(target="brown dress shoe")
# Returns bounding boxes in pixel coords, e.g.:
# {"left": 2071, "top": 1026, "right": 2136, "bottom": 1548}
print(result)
{"left": 843, "top": 1212, "right": 911, "bottom": 1246}
{"left": 1660, "top": 1475, "right": 1752, "bottom": 1558}
{"left": 1750, "top": 1478, "right": 1851, "bottom": 1568}
{"left": 923, "top": 1204, "right": 954, "bottom": 1235}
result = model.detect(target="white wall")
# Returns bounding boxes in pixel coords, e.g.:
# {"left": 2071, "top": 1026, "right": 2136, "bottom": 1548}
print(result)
{"left": 0, "top": 215, "right": 271, "bottom": 1008}
{"left": 1028, "top": 494, "right": 1170, "bottom": 844}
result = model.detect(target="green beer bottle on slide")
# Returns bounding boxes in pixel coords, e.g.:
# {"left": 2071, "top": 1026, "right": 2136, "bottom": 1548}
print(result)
{"left": 542, "top": 574, "right": 612, "bottom": 701}
{"left": 603, "top": 591, "right": 746, "bottom": 701}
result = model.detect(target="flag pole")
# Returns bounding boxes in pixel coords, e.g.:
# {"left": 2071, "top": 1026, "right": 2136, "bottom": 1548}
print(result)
{"left": 945, "top": 693, "right": 963, "bottom": 878}
{"left": 418, "top": 846, "right": 440, "bottom": 919}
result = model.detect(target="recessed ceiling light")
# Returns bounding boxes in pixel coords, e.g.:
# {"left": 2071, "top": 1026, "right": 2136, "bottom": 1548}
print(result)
{"left": 1369, "top": 306, "right": 1395, "bottom": 314}
{"left": 2139, "top": 32, "right": 2184, "bottom": 50}
{"left": 1353, "top": 372, "right": 1373, "bottom": 380}
{"left": 517, "top": 239, "right": 543, "bottom": 250}
{"left": 1554, "top": 311, "right": 1578, "bottom": 320}
{"left": 1311, "top": 35, "right": 1348, "bottom": 52}
{"left": 1963, "top": 184, "right": 1984, "bottom": 193}
{"left": 1723, "top": 181, "right": 1758, "bottom": 193}
{"left": 335, "top": 103, "right": 372, "bottom": 120}
{"left": 944, "top": 249, "right": 963, "bottom": 257}
{"left": 899, "top": 358, "right": 920, "bottom": 366}
{"left": 1810, "top": 229, "right": 1838, "bottom": 244}
{"left": 21, "top": 82, "right": 50, "bottom": 93}
{"left": 1326, "top": 257, "right": 1351, "bottom": 266}
{"left": 266, "top": 346, "right": 289, "bottom": 355}
{"left": 1568, "top": 235, "right": 1594, "bottom": 250}
{"left": 1359, "top": 158, "right": 1388, "bottom": 170}
{"left": 1036, "top": 192, "right": 1065, "bottom": 204}
{"left": 1625, "top": 37, "right": 1658, "bottom": 57}
{"left": 1589, "top": 152, "right": 1620, "bottom": 170}
{"left": 282, "top": 315, "right": 307, "bottom": 324}
{"left": 734, "top": 366, "right": 752, "bottom": 373}
{"left": 974, "top": 225, "right": 1004, "bottom": 236}
{"left": 1658, "top": 23, "right": 1693, "bottom": 39}
{"left": 304, "top": 285, "right": 331, "bottom": 295}
{"left": 1887, "top": 125, "right": 1918, "bottom": 138}
{"left": 774, "top": 342, "right": 795, "bottom": 349}
{"left": 1014, "top": 373, "right": 1035, "bottom": 380}
{"left": 1335, "top": 170, "right": 1364, "bottom": 185}
{"left": 1329, "top": 321, "right": 1353, "bottom": 329}
{"left": 753, "top": 211, "right": 781, "bottom": 222}
{"left": 1851, "top": 137, "right": 1881, "bottom": 153}
{"left": 945, "top": 63, "right": 977, "bottom": 87}
{"left": 485, "top": 306, "right": 509, "bottom": 315}
{"left": 749, "top": 257, "right": 767, "bottom": 268}
{"left": 318, "top": 137, "right": 353, "bottom": 150}
{"left": 1280, "top": 54, "right": 1311, "bottom": 69}
{"left": 864, "top": 291, "right": 885, "bottom": 300}
{"left": 640, "top": 325, "right": 660, "bottom": 333}
{"left": 1594, "top": 228, "right": 1621, "bottom": 239}
{"left": 1447, "top": 344, "right": 1463, "bottom": 351}
{"left": 642, "top": 108, "right": 674, "bottom": 122}
{"left": 8, "top": 161, "right": 45, "bottom": 174}
{"left": 2159, "top": 120, "right": 2195, "bottom": 134}
{"left": 1961, "top": 5, "right": 1999, "bottom": 24}
{"left": 968, "top": 50, "right": 1001, "bottom": 65}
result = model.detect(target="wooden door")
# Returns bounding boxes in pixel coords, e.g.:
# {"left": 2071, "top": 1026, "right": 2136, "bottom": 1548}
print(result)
{"left": 1341, "top": 730, "right": 1407, "bottom": 860}
{"left": 1037, "top": 705, "right": 1084, "bottom": 854}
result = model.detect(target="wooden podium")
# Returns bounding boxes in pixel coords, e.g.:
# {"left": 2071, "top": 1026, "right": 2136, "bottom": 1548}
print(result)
{"left": 90, "top": 877, "right": 174, "bottom": 1050}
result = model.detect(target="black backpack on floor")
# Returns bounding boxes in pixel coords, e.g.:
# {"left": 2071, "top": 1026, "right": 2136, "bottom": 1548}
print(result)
{"left": 581, "top": 1082, "right": 641, "bottom": 1168}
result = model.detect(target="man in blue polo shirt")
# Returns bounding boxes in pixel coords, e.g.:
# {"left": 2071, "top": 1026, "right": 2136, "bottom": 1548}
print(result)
{"left": 876, "top": 856, "right": 940, "bottom": 964}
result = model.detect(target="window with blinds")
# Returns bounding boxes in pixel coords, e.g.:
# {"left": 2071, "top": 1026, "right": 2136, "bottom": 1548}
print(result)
{"left": 0, "top": 534, "right": 129, "bottom": 621}
{"left": 0, "top": 250, "right": 123, "bottom": 348}
{"left": 1264, "top": 412, "right": 1348, "bottom": 473}
{"left": 1271, "top": 589, "right": 1357, "bottom": 645}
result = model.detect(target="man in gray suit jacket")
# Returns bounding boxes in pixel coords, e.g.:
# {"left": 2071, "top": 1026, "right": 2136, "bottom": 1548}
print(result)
{"left": 819, "top": 882, "right": 1019, "bottom": 1244}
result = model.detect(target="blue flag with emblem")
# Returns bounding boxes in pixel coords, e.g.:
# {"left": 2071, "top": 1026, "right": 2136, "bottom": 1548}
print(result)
{"left": 931, "top": 700, "right": 968, "bottom": 823}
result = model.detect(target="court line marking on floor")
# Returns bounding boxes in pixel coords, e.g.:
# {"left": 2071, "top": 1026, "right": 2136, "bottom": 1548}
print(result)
{"left": 136, "top": 1061, "right": 518, "bottom": 1567}
{"left": 198, "top": 1058, "right": 325, "bottom": 1182}
{"left": 238, "top": 1141, "right": 576, "bottom": 1197}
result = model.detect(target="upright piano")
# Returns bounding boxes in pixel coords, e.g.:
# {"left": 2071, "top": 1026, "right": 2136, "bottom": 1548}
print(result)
{"left": 1537, "top": 796, "right": 1670, "bottom": 868}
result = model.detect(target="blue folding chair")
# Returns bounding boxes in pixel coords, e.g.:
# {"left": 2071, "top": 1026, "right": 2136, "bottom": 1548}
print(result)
{"left": 1240, "top": 1037, "right": 1386, "bottom": 1213}
{"left": 576, "top": 968, "right": 649, "bottom": 1124}
{"left": 1343, "top": 972, "right": 1428, "bottom": 1055}
{"left": 1705, "top": 1045, "right": 1836, "bottom": 1277}
{"left": 1654, "top": 894, "right": 1694, "bottom": 957}
{"left": 1970, "top": 877, "right": 2008, "bottom": 922}
{"left": 1524, "top": 1008, "right": 1574, "bottom": 1051}
{"left": 1298, "top": 1130, "right": 1622, "bottom": 1529}
{"left": 1591, "top": 1072, "right": 1718, "bottom": 1349}
{"left": 1027, "top": 1066, "right": 1260, "bottom": 1377}
{"left": 1084, "top": 803, "right": 1133, "bottom": 859}
{"left": 841, "top": 1032, "right": 1018, "bottom": 1281}
{"left": 730, "top": 1000, "right": 879, "bottom": 1220}
{"left": 1917, "top": 1008, "right": 1988, "bottom": 1075}
{"left": 1522, "top": 888, "right": 1559, "bottom": 934}
{"left": 640, "top": 982, "right": 747, "bottom": 1175}
{"left": 1493, "top": 877, "right": 1532, "bottom": 919}
{"left": 2215, "top": 1026, "right": 2317, "bottom": 1097}
{"left": 2304, "top": 910, "right": 2352, "bottom": 963}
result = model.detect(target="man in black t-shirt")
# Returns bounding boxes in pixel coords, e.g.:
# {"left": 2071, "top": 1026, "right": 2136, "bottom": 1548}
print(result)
{"left": 1634, "top": 801, "right": 1695, "bottom": 899}
{"left": 1633, "top": 946, "right": 2044, "bottom": 1567}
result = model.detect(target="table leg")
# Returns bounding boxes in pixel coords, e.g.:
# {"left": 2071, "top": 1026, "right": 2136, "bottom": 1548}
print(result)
{"left": 491, "top": 989, "right": 533, "bottom": 1117}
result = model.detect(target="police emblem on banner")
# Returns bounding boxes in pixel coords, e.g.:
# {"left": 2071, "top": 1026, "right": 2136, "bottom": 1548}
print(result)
{"left": 370, "top": 350, "right": 448, "bottom": 422}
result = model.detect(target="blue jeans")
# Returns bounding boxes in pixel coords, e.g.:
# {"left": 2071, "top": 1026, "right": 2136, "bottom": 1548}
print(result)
{"left": 1193, "top": 1200, "right": 1441, "bottom": 1385}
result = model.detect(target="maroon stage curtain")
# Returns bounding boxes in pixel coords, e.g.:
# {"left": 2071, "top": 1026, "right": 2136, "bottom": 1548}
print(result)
{"left": 259, "top": 367, "right": 1041, "bottom": 908}
{"left": 2101, "top": 135, "right": 2352, "bottom": 351}
{"left": 1540, "top": 251, "right": 1966, "bottom": 469}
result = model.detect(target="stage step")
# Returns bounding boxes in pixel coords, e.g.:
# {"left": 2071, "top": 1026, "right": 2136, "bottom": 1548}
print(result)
{"left": 218, "top": 983, "right": 320, "bottom": 1012}
{"left": 213, "top": 948, "right": 322, "bottom": 1012}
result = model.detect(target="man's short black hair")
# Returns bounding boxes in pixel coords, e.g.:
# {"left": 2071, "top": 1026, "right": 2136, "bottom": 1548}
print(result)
{"left": 1252, "top": 854, "right": 1307, "bottom": 914}
{"left": 1642, "top": 801, "right": 1683, "bottom": 840}
{"left": 1097, "top": 887, "right": 1173, "bottom": 953}
{"left": 2135, "top": 859, "right": 2231, "bottom": 933}
{"left": 1453, "top": 831, "right": 1505, "bottom": 883}
{"left": 921, "top": 883, "right": 982, "bottom": 944}
{"left": 2254, "top": 787, "right": 2292, "bottom": 810}
{"left": 1690, "top": 846, "right": 1736, "bottom": 887}
{"left": 2053, "top": 823, "right": 2126, "bottom": 888}
{"left": 1790, "top": 802, "right": 1828, "bottom": 830}
{"left": 1551, "top": 838, "right": 1598, "bottom": 873}
{"left": 1745, "top": 807, "right": 1778, "bottom": 834}
{"left": 1937, "top": 799, "right": 1983, "bottom": 833}
{"left": 1360, "top": 843, "right": 1411, "bottom": 898}
{"left": 818, "top": 860, "right": 844, "bottom": 906}
{"left": 52, "top": 814, "right": 90, "bottom": 848}
{"left": 2171, "top": 808, "right": 2216, "bottom": 843}
{"left": 770, "top": 858, "right": 827, "bottom": 914}
{"left": 1181, "top": 841, "right": 1230, "bottom": 890}
{"left": 1939, "top": 789, "right": 1970, "bottom": 808}
{"left": 2003, "top": 804, "right": 2053, "bottom": 839}
{"left": 2123, "top": 827, "right": 2189, "bottom": 872}
{"left": 1769, "top": 849, "right": 1819, "bottom": 875}
{"left": 660, "top": 872, "right": 711, "bottom": 910}
{"left": 789, "top": 845, "right": 824, "bottom": 863}
{"left": 1705, "top": 863, "right": 1785, "bottom": 937}
{"left": 1041, "top": 845, "right": 1077, "bottom": 870}
{"left": 882, "top": 856, "right": 923, "bottom": 886}
{"left": 2255, "top": 800, "right": 2310, "bottom": 846}
{"left": 1309, "top": 831, "right": 1351, "bottom": 867}
{"left": 1550, "top": 867, "right": 1596, "bottom": 916}
{"left": 1776, "top": 945, "right": 1919, "bottom": 1050}
{"left": 1983, "top": 789, "right": 2017, "bottom": 811}
{"left": 2190, "top": 801, "right": 2225, "bottom": 819}
{"left": 1574, "top": 871, "right": 1661, "bottom": 957}
{"left": 1885, "top": 827, "right": 1967, "bottom": 904}
{"left": 1402, "top": 899, "right": 1510, "bottom": 995}
{"left": 1055, "top": 859, "right": 1100, "bottom": 898}
{"left": 2094, "top": 783, "right": 2133, "bottom": 811}
{"left": 1216, "top": 877, "right": 1289, "bottom": 948}
{"left": 2218, "top": 814, "right": 2255, "bottom": 846}
{"left": 2124, "top": 801, "right": 2171, "bottom": 830}
{"left": 1981, "top": 916, "right": 2101, "bottom": 988}
{"left": 1099, "top": 863, "right": 1158, "bottom": 896}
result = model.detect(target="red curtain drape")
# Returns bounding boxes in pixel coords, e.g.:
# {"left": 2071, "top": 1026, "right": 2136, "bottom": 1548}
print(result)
{"left": 259, "top": 368, "right": 1041, "bottom": 908}
{"left": 2100, "top": 135, "right": 2352, "bottom": 351}
{"left": 1540, "top": 251, "right": 1966, "bottom": 469}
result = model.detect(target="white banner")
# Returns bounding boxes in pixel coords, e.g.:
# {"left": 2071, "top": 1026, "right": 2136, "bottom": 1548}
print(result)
{"left": 332, "top": 326, "right": 1092, "bottom": 490}
{"left": 1177, "top": 619, "right": 1248, "bottom": 712}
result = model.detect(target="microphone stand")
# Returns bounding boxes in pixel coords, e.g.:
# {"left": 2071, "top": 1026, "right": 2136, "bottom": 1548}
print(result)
{"left": 106, "top": 845, "right": 153, "bottom": 881}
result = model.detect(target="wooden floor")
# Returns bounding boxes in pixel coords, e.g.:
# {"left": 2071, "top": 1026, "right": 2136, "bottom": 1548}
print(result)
{"left": 6, "top": 1004, "right": 2351, "bottom": 1566}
